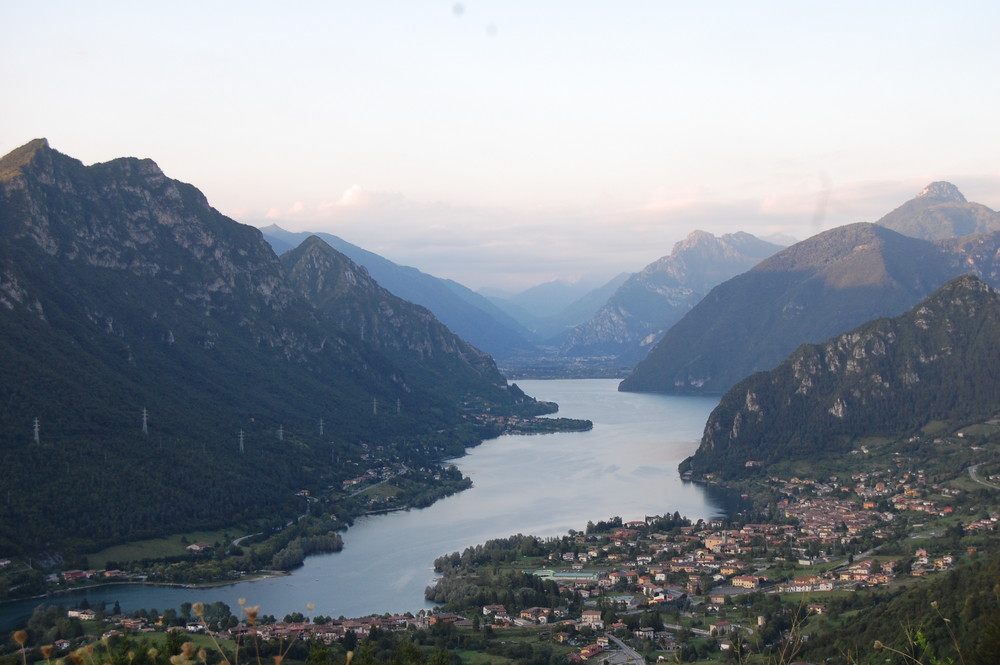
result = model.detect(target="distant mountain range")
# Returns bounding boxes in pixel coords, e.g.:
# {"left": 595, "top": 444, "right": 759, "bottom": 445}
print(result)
{"left": 261, "top": 228, "right": 789, "bottom": 375}
{"left": 681, "top": 275, "right": 1000, "bottom": 478}
{"left": 0, "top": 139, "right": 544, "bottom": 555}
{"left": 559, "top": 231, "right": 784, "bottom": 363}
{"left": 621, "top": 183, "right": 1000, "bottom": 395}
{"left": 483, "top": 274, "right": 631, "bottom": 342}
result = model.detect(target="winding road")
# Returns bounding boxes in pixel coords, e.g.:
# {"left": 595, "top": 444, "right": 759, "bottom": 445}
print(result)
{"left": 968, "top": 464, "right": 1000, "bottom": 490}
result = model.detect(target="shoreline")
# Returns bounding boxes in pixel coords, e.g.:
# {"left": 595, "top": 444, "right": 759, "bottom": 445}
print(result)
{"left": 1, "top": 381, "right": 720, "bottom": 625}
{"left": 0, "top": 571, "right": 291, "bottom": 608}
{"left": 0, "top": 458, "right": 476, "bottom": 610}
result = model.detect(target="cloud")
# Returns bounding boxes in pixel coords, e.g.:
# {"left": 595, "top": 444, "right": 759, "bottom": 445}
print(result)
{"left": 336, "top": 185, "right": 366, "bottom": 207}
{"left": 246, "top": 175, "right": 1000, "bottom": 291}
{"left": 264, "top": 201, "right": 305, "bottom": 219}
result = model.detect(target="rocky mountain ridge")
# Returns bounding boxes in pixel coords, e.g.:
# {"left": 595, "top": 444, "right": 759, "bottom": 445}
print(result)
{"left": 681, "top": 274, "right": 1000, "bottom": 478}
{"left": 559, "top": 230, "right": 783, "bottom": 362}
{"left": 281, "top": 236, "right": 503, "bottom": 391}
{"left": 261, "top": 225, "right": 538, "bottom": 361}
{"left": 620, "top": 222, "right": 958, "bottom": 394}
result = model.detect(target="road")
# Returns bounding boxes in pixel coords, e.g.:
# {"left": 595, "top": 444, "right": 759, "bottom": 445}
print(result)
{"left": 607, "top": 635, "right": 646, "bottom": 665}
{"left": 968, "top": 463, "right": 1000, "bottom": 490}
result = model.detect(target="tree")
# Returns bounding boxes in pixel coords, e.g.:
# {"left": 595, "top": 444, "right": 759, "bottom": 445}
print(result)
{"left": 164, "top": 627, "right": 184, "bottom": 656}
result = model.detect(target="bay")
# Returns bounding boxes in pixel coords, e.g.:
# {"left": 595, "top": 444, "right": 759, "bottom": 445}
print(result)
{"left": 1, "top": 379, "right": 722, "bottom": 629}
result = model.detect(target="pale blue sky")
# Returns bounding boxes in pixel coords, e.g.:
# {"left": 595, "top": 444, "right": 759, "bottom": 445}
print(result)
{"left": 3, "top": 1, "right": 999, "bottom": 290}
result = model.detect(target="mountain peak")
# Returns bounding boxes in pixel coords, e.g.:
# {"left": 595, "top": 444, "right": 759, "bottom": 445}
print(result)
{"left": 875, "top": 181, "right": 999, "bottom": 240}
{"left": 916, "top": 181, "right": 966, "bottom": 203}
{"left": 0, "top": 138, "right": 52, "bottom": 181}
{"left": 298, "top": 234, "right": 333, "bottom": 252}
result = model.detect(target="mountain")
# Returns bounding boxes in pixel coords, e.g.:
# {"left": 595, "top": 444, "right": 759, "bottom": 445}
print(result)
{"left": 0, "top": 139, "right": 540, "bottom": 556}
{"left": 280, "top": 236, "right": 506, "bottom": 396}
{"left": 486, "top": 273, "right": 632, "bottom": 342}
{"left": 498, "top": 279, "right": 600, "bottom": 320}
{"left": 681, "top": 275, "right": 1000, "bottom": 479}
{"left": 260, "top": 225, "right": 538, "bottom": 360}
{"left": 875, "top": 181, "right": 1000, "bottom": 240}
{"left": 619, "top": 223, "right": 973, "bottom": 395}
{"left": 561, "top": 231, "right": 783, "bottom": 363}
{"left": 621, "top": 184, "right": 1000, "bottom": 396}
{"left": 545, "top": 273, "right": 632, "bottom": 339}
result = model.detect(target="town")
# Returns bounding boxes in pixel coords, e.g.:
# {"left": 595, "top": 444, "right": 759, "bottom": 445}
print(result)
{"left": 5, "top": 434, "right": 1000, "bottom": 665}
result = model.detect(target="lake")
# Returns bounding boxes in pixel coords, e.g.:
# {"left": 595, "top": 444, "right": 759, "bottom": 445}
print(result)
{"left": 0, "top": 379, "right": 722, "bottom": 629}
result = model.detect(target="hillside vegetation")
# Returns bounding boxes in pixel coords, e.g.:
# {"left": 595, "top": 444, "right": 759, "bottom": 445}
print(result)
{"left": 0, "top": 140, "right": 546, "bottom": 558}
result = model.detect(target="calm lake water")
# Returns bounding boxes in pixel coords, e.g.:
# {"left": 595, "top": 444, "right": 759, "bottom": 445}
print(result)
{"left": 1, "top": 379, "right": 723, "bottom": 629}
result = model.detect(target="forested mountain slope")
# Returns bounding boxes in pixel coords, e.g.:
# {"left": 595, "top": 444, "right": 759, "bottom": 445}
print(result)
{"left": 682, "top": 275, "right": 1000, "bottom": 478}
{"left": 0, "top": 139, "right": 538, "bottom": 556}
{"left": 622, "top": 184, "right": 1000, "bottom": 396}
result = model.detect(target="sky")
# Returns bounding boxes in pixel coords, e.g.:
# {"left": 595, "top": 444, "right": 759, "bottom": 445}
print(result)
{"left": 3, "top": 2, "right": 1000, "bottom": 292}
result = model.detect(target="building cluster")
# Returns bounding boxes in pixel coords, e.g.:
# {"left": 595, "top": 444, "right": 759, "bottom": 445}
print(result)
{"left": 55, "top": 569, "right": 130, "bottom": 584}
{"left": 777, "top": 466, "right": 962, "bottom": 519}
{"left": 778, "top": 496, "right": 883, "bottom": 542}
{"left": 340, "top": 463, "right": 406, "bottom": 491}
{"left": 31, "top": 457, "right": 997, "bottom": 665}
{"left": 516, "top": 484, "right": 986, "bottom": 607}
{"left": 223, "top": 614, "right": 418, "bottom": 643}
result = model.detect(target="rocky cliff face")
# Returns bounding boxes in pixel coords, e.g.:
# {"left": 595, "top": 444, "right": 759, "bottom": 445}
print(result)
{"left": 2, "top": 139, "right": 290, "bottom": 310}
{"left": 683, "top": 275, "right": 1000, "bottom": 478}
{"left": 0, "top": 139, "right": 513, "bottom": 395}
{"left": 559, "top": 230, "right": 781, "bottom": 362}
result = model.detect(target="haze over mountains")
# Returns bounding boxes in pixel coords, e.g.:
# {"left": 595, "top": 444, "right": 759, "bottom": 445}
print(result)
{"left": 558, "top": 231, "right": 783, "bottom": 363}
{"left": 263, "top": 226, "right": 788, "bottom": 376}
{"left": 621, "top": 183, "right": 1000, "bottom": 395}
{"left": 261, "top": 178, "right": 1000, "bottom": 396}
{"left": 481, "top": 274, "right": 631, "bottom": 342}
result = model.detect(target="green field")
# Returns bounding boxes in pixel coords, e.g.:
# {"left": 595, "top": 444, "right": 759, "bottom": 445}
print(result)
{"left": 87, "top": 529, "right": 250, "bottom": 569}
